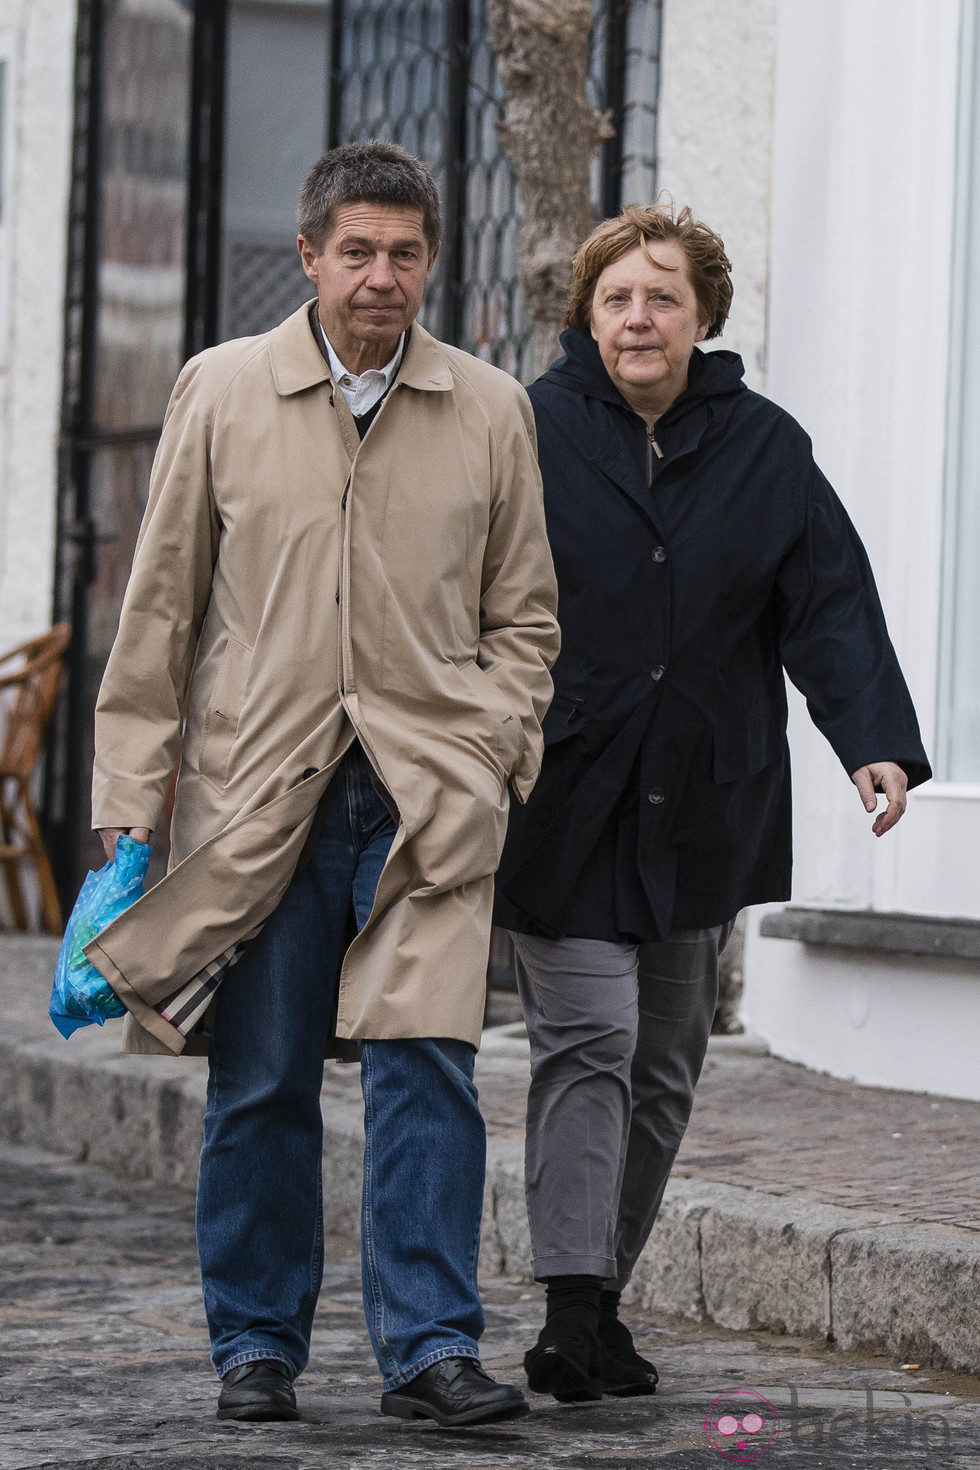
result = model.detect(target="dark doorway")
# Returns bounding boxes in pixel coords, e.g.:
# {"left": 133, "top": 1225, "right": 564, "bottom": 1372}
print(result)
{"left": 49, "top": 0, "right": 222, "bottom": 898}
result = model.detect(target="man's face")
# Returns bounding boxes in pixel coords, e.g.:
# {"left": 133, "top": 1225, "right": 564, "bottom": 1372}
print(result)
{"left": 298, "top": 201, "right": 437, "bottom": 368}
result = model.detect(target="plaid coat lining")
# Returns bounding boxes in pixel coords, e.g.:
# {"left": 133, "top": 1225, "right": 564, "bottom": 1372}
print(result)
{"left": 155, "top": 930, "right": 258, "bottom": 1035}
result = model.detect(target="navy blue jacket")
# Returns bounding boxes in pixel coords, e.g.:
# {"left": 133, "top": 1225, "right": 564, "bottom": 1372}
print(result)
{"left": 494, "top": 330, "right": 931, "bottom": 940}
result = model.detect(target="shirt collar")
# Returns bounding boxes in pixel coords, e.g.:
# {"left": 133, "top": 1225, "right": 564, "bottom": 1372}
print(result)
{"left": 319, "top": 321, "right": 405, "bottom": 388}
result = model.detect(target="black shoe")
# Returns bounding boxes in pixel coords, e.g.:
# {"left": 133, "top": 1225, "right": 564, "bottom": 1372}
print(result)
{"left": 596, "top": 1317, "right": 659, "bottom": 1397}
{"left": 381, "top": 1357, "right": 530, "bottom": 1427}
{"left": 524, "top": 1323, "right": 603, "bottom": 1404}
{"left": 217, "top": 1360, "right": 299, "bottom": 1421}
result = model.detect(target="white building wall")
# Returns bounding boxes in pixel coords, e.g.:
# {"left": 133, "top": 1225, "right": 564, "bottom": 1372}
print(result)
{"left": 659, "top": 0, "right": 979, "bottom": 1098}
{"left": 741, "top": 0, "right": 980, "bottom": 1099}
{"left": 0, "top": 0, "right": 75, "bottom": 652}
{"left": 656, "top": 0, "right": 779, "bottom": 391}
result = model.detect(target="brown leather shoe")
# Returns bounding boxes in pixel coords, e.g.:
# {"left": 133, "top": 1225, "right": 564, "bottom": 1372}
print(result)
{"left": 381, "top": 1357, "right": 529, "bottom": 1426}
{"left": 216, "top": 1359, "right": 299, "bottom": 1421}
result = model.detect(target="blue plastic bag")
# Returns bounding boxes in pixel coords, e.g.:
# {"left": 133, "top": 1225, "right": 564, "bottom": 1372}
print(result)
{"left": 49, "top": 834, "right": 151, "bottom": 1039}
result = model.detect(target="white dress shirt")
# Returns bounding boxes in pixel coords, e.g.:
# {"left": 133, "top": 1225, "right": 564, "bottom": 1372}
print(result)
{"left": 320, "top": 322, "right": 405, "bottom": 418}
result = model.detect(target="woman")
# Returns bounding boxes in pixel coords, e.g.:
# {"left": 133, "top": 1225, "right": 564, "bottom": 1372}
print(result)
{"left": 495, "top": 203, "right": 930, "bottom": 1402}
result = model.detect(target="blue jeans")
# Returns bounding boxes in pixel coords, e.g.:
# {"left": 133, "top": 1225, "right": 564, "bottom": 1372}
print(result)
{"left": 196, "top": 742, "right": 487, "bottom": 1389}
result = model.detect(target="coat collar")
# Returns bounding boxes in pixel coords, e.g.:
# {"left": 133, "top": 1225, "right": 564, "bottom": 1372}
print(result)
{"left": 536, "top": 329, "right": 745, "bottom": 531}
{"left": 267, "top": 300, "right": 454, "bottom": 396}
{"left": 541, "top": 327, "right": 747, "bottom": 408}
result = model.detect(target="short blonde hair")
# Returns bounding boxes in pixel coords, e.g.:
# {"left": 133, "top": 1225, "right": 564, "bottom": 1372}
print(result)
{"left": 564, "top": 200, "right": 733, "bottom": 339}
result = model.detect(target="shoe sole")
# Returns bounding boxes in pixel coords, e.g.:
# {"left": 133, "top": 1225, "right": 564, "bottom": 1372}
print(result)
{"left": 380, "top": 1392, "right": 530, "bottom": 1426}
{"left": 525, "top": 1349, "right": 603, "bottom": 1404}
{"left": 216, "top": 1404, "right": 300, "bottom": 1422}
{"left": 600, "top": 1378, "right": 658, "bottom": 1398}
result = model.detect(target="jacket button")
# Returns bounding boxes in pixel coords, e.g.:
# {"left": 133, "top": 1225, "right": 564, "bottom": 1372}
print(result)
{"left": 650, "top": 665, "right": 665, "bottom": 681}
{"left": 302, "top": 767, "right": 318, "bottom": 780}
{"left": 648, "top": 787, "right": 665, "bottom": 804}
{"left": 652, "top": 546, "right": 667, "bottom": 563}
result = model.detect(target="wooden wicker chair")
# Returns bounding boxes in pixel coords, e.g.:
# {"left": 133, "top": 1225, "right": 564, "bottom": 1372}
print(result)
{"left": 0, "top": 624, "right": 71, "bottom": 933}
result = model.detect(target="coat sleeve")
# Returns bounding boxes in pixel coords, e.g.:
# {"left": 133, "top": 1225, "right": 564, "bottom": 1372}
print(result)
{"left": 774, "top": 449, "right": 931, "bottom": 788}
{"left": 91, "top": 358, "right": 221, "bottom": 831}
{"left": 479, "top": 385, "right": 561, "bottom": 803}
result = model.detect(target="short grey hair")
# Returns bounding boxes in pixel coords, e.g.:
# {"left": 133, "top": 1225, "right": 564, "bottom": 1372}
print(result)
{"left": 298, "top": 141, "right": 442, "bottom": 252}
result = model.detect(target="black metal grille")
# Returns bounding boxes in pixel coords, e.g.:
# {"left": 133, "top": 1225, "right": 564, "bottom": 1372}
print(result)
{"left": 221, "top": 0, "right": 663, "bottom": 381}
{"left": 334, "top": 0, "right": 662, "bottom": 379}
{"left": 50, "top": 0, "right": 197, "bottom": 901}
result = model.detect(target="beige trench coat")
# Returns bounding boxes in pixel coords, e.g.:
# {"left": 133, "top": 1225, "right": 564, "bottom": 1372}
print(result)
{"left": 85, "top": 302, "right": 559, "bottom": 1056}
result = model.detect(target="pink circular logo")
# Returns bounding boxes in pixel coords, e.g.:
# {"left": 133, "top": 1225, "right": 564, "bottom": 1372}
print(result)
{"left": 704, "top": 1390, "right": 780, "bottom": 1461}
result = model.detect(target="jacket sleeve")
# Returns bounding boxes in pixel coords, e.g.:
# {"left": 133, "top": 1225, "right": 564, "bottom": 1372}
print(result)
{"left": 775, "top": 449, "right": 931, "bottom": 788}
{"left": 480, "top": 385, "right": 561, "bottom": 803}
{"left": 91, "top": 359, "right": 221, "bottom": 831}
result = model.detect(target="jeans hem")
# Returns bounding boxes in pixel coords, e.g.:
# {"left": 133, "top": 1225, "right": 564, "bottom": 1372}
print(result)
{"left": 213, "top": 1348, "right": 298, "bottom": 1380}
{"left": 382, "top": 1343, "right": 481, "bottom": 1392}
{"left": 532, "top": 1253, "right": 618, "bottom": 1280}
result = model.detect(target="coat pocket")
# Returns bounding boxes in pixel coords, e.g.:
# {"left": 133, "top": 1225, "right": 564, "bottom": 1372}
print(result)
{"left": 199, "top": 633, "right": 252, "bottom": 789}
{"left": 541, "top": 690, "right": 587, "bottom": 747}
{"left": 455, "top": 659, "right": 525, "bottom": 777}
{"left": 712, "top": 706, "right": 778, "bottom": 784}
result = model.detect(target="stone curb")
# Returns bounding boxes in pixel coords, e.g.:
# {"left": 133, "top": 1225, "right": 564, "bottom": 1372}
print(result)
{"left": 2, "top": 936, "right": 977, "bottom": 1375}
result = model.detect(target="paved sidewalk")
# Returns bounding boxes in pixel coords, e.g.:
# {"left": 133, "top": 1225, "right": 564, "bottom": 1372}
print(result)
{"left": 2, "top": 935, "right": 978, "bottom": 1378}
{"left": 476, "top": 1018, "right": 979, "bottom": 1227}
{"left": 2, "top": 1140, "right": 978, "bottom": 1470}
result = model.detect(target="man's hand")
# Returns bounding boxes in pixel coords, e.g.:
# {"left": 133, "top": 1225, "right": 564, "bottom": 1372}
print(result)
{"left": 99, "top": 827, "right": 151, "bottom": 862}
{"left": 851, "top": 762, "right": 908, "bottom": 837}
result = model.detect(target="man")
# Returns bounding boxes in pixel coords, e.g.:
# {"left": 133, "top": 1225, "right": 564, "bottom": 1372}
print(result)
{"left": 87, "top": 141, "right": 559, "bottom": 1426}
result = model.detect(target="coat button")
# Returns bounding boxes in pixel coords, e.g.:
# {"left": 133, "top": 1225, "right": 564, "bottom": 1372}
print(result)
{"left": 302, "top": 767, "right": 318, "bottom": 780}
{"left": 650, "top": 665, "right": 665, "bottom": 681}
{"left": 648, "top": 787, "right": 665, "bottom": 804}
{"left": 652, "top": 546, "right": 667, "bottom": 563}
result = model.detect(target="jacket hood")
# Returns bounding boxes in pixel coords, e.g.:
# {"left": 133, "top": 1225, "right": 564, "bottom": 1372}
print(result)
{"left": 540, "top": 327, "right": 746, "bottom": 414}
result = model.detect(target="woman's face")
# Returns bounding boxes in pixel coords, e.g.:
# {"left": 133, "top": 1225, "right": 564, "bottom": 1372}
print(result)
{"left": 590, "top": 240, "right": 708, "bottom": 410}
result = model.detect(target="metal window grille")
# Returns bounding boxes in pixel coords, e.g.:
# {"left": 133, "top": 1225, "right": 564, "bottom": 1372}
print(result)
{"left": 222, "top": 0, "right": 663, "bottom": 381}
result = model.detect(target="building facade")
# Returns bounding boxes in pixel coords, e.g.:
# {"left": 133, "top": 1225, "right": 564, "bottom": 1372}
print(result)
{"left": 743, "top": 0, "right": 980, "bottom": 1101}
{"left": 1, "top": 0, "right": 976, "bottom": 1098}
{"left": 653, "top": 0, "right": 979, "bottom": 1102}
{"left": 0, "top": 0, "right": 662, "bottom": 891}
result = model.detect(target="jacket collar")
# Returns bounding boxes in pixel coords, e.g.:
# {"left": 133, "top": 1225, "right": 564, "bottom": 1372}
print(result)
{"left": 539, "top": 329, "right": 746, "bottom": 521}
{"left": 535, "top": 331, "right": 747, "bottom": 537}
{"left": 268, "top": 300, "right": 454, "bottom": 396}
{"left": 540, "top": 327, "right": 747, "bottom": 409}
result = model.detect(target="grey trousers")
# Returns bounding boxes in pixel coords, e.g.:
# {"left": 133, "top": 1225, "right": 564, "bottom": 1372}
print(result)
{"left": 504, "top": 922, "right": 734, "bottom": 1289}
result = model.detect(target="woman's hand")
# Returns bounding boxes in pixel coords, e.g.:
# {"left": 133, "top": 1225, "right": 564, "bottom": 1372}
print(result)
{"left": 851, "top": 763, "right": 908, "bottom": 836}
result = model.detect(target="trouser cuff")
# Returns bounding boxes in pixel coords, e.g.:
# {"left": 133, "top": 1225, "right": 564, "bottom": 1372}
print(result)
{"left": 382, "top": 1342, "right": 481, "bottom": 1392}
{"left": 533, "top": 1253, "right": 618, "bottom": 1281}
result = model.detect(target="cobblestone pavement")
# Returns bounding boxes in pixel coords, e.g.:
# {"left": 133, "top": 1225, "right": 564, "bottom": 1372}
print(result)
{"left": 1, "top": 1143, "right": 978, "bottom": 1470}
